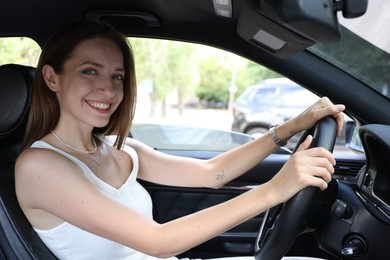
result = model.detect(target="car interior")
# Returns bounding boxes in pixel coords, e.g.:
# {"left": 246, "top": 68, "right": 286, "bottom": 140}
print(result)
{"left": 1, "top": 0, "right": 390, "bottom": 259}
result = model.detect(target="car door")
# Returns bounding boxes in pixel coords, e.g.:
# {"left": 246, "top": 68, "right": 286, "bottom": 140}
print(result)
{"left": 137, "top": 141, "right": 289, "bottom": 258}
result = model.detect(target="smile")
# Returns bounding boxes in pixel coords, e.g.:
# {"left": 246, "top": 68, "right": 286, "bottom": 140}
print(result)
{"left": 86, "top": 100, "right": 111, "bottom": 110}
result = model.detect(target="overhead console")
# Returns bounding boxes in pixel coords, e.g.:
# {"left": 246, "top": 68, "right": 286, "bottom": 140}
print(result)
{"left": 237, "top": 0, "right": 368, "bottom": 58}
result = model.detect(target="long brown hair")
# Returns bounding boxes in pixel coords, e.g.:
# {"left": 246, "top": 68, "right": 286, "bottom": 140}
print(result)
{"left": 22, "top": 19, "right": 137, "bottom": 150}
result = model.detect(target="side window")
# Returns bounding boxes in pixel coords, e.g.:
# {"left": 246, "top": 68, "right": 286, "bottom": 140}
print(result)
{"left": 128, "top": 37, "right": 354, "bottom": 154}
{"left": 0, "top": 37, "right": 41, "bottom": 66}
{"left": 129, "top": 37, "right": 280, "bottom": 151}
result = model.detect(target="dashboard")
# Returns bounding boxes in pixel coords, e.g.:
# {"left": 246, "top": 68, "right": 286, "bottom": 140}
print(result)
{"left": 357, "top": 124, "right": 390, "bottom": 221}
{"left": 318, "top": 124, "right": 390, "bottom": 259}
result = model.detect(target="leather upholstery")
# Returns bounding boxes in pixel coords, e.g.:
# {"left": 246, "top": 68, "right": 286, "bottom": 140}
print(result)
{"left": 0, "top": 64, "right": 57, "bottom": 259}
{"left": 0, "top": 64, "right": 34, "bottom": 139}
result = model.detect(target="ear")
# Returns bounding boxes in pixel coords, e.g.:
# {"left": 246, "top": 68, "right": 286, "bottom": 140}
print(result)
{"left": 42, "top": 64, "right": 60, "bottom": 91}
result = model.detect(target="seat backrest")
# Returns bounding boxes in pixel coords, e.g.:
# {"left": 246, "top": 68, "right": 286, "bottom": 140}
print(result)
{"left": 0, "top": 64, "right": 57, "bottom": 259}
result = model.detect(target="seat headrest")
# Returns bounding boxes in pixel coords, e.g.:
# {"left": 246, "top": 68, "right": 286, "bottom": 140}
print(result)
{"left": 0, "top": 64, "right": 35, "bottom": 140}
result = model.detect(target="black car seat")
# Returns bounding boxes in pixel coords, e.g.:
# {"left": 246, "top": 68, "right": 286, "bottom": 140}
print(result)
{"left": 0, "top": 64, "right": 57, "bottom": 259}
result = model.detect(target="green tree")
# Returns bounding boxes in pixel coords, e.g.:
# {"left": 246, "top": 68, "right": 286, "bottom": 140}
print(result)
{"left": 130, "top": 37, "right": 282, "bottom": 114}
{"left": 196, "top": 48, "right": 281, "bottom": 105}
{"left": 196, "top": 55, "right": 232, "bottom": 107}
{"left": 235, "top": 60, "right": 281, "bottom": 97}
{"left": 130, "top": 38, "right": 196, "bottom": 117}
{"left": 165, "top": 41, "right": 196, "bottom": 115}
{"left": 130, "top": 38, "right": 172, "bottom": 117}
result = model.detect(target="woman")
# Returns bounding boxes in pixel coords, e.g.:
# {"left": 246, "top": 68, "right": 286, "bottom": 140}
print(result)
{"left": 15, "top": 19, "right": 345, "bottom": 260}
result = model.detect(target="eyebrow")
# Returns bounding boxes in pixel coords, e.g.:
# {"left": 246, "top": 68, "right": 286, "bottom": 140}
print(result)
{"left": 79, "top": 60, "right": 125, "bottom": 72}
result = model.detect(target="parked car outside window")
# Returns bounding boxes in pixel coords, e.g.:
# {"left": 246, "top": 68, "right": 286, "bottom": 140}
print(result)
{"left": 231, "top": 78, "right": 319, "bottom": 148}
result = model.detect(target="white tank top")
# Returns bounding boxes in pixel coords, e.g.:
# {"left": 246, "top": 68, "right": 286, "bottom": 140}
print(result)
{"left": 31, "top": 137, "right": 178, "bottom": 260}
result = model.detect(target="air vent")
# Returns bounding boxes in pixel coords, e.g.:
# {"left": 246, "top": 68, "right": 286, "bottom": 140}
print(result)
{"left": 334, "top": 160, "right": 365, "bottom": 177}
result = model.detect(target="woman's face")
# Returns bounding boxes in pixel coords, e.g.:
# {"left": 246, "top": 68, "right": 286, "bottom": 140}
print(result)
{"left": 50, "top": 37, "right": 125, "bottom": 129}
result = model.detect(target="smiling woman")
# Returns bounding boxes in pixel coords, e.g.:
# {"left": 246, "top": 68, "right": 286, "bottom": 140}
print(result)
{"left": 12, "top": 18, "right": 346, "bottom": 260}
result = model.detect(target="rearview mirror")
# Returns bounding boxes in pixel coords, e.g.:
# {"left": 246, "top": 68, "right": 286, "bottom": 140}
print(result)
{"left": 237, "top": 0, "right": 368, "bottom": 58}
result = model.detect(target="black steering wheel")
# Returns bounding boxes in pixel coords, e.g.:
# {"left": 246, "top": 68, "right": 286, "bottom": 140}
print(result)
{"left": 254, "top": 116, "right": 339, "bottom": 260}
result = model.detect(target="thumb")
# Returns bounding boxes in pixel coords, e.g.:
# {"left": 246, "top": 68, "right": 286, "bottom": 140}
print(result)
{"left": 296, "top": 135, "right": 313, "bottom": 152}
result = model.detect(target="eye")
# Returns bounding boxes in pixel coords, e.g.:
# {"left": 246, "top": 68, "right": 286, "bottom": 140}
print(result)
{"left": 113, "top": 74, "right": 124, "bottom": 81}
{"left": 82, "top": 68, "right": 98, "bottom": 75}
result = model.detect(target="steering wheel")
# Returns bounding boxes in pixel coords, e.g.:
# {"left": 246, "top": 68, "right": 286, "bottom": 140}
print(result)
{"left": 254, "top": 116, "right": 339, "bottom": 260}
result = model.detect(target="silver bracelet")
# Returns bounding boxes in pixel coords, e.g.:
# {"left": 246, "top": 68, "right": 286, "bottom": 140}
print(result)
{"left": 269, "top": 125, "right": 287, "bottom": 147}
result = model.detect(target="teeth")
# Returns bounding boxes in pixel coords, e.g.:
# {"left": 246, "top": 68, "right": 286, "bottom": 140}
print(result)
{"left": 88, "top": 101, "right": 110, "bottom": 110}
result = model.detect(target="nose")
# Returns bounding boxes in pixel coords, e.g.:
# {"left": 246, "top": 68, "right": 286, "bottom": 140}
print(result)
{"left": 97, "top": 76, "right": 117, "bottom": 97}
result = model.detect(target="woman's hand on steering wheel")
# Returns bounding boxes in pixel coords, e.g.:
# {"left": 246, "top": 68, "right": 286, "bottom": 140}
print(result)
{"left": 293, "top": 96, "right": 345, "bottom": 137}
{"left": 267, "top": 134, "right": 336, "bottom": 204}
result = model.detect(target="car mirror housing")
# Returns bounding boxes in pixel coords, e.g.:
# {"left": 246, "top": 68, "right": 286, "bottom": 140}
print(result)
{"left": 237, "top": 0, "right": 368, "bottom": 58}
{"left": 345, "top": 121, "right": 364, "bottom": 153}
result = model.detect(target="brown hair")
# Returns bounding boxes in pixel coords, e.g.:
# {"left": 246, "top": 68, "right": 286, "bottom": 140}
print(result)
{"left": 22, "top": 19, "right": 137, "bottom": 150}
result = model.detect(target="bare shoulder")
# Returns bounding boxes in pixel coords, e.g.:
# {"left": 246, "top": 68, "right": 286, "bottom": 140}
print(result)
{"left": 15, "top": 146, "right": 132, "bottom": 231}
{"left": 17, "top": 147, "right": 58, "bottom": 179}
{"left": 15, "top": 147, "right": 85, "bottom": 207}
{"left": 16, "top": 147, "right": 77, "bottom": 179}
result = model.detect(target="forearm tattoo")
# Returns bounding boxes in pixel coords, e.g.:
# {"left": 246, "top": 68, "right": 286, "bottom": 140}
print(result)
{"left": 215, "top": 170, "right": 225, "bottom": 182}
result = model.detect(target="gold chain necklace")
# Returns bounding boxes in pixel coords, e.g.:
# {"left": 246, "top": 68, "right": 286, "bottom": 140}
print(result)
{"left": 51, "top": 130, "right": 101, "bottom": 166}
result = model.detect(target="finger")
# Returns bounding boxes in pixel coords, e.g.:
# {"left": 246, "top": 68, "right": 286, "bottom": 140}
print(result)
{"left": 306, "top": 156, "right": 335, "bottom": 176}
{"left": 298, "top": 170, "right": 329, "bottom": 191}
{"left": 319, "top": 169, "right": 333, "bottom": 183}
{"left": 301, "top": 167, "right": 331, "bottom": 190}
{"left": 311, "top": 177, "right": 329, "bottom": 191}
{"left": 313, "top": 166, "right": 333, "bottom": 183}
{"left": 314, "top": 97, "right": 343, "bottom": 112}
{"left": 322, "top": 100, "right": 345, "bottom": 136}
{"left": 304, "top": 147, "right": 336, "bottom": 165}
{"left": 296, "top": 135, "right": 313, "bottom": 152}
{"left": 334, "top": 111, "right": 345, "bottom": 136}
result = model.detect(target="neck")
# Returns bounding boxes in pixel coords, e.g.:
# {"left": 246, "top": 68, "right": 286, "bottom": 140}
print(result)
{"left": 51, "top": 130, "right": 97, "bottom": 154}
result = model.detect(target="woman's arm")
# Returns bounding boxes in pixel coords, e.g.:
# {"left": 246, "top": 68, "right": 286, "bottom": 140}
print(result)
{"left": 135, "top": 97, "right": 345, "bottom": 188}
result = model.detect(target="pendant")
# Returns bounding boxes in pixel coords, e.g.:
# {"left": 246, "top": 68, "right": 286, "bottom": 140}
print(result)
{"left": 90, "top": 149, "right": 101, "bottom": 166}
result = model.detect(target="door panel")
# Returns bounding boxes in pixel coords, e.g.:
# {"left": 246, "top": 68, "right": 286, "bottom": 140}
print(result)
{"left": 140, "top": 152, "right": 289, "bottom": 258}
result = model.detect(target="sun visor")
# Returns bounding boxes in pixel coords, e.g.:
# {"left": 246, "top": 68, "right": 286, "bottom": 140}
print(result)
{"left": 237, "top": 0, "right": 368, "bottom": 59}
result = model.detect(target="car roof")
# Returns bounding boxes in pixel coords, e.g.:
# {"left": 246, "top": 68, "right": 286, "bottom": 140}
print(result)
{"left": 0, "top": 1, "right": 278, "bottom": 77}
{"left": 1, "top": 0, "right": 244, "bottom": 47}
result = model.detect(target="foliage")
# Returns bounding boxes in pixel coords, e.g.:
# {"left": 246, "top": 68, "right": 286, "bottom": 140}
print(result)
{"left": 0, "top": 37, "right": 40, "bottom": 66}
{"left": 235, "top": 60, "right": 280, "bottom": 96}
{"left": 130, "top": 38, "right": 198, "bottom": 116}
{"left": 130, "top": 38, "right": 280, "bottom": 112}
{"left": 196, "top": 55, "right": 231, "bottom": 104}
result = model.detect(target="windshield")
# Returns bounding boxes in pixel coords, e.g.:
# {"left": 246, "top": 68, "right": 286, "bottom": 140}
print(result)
{"left": 308, "top": 0, "right": 390, "bottom": 99}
